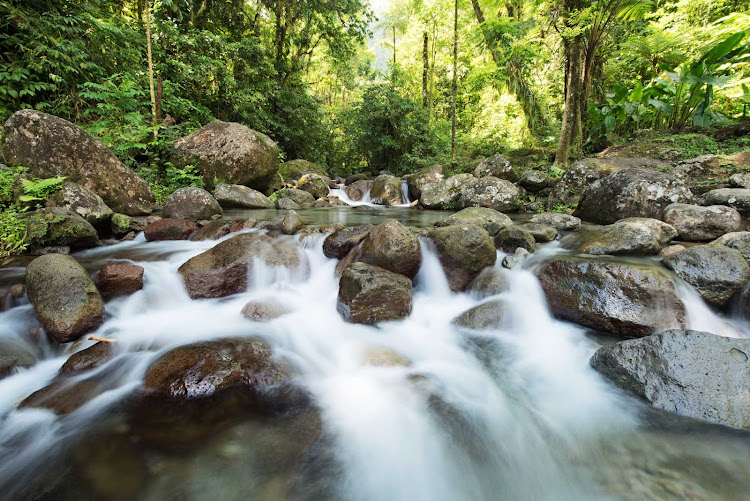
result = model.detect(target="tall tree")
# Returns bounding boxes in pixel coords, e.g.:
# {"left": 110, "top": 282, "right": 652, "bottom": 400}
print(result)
{"left": 451, "top": 0, "right": 458, "bottom": 159}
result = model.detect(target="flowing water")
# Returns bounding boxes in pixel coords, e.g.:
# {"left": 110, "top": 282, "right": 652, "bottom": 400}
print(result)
{"left": 1, "top": 210, "right": 749, "bottom": 500}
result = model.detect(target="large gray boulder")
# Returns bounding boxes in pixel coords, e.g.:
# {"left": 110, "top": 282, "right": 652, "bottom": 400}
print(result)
{"left": 546, "top": 158, "right": 615, "bottom": 209}
{"left": 466, "top": 268, "right": 508, "bottom": 299}
{"left": 404, "top": 165, "right": 443, "bottom": 199}
{"left": 458, "top": 176, "right": 525, "bottom": 212}
{"left": 23, "top": 207, "right": 99, "bottom": 250}
{"left": 46, "top": 182, "right": 113, "bottom": 229}
{"left": 700, "top": 188, "right": 750, "bottom": 215}
{"left": 353, "top": 219, "right": 422, "bottom": 280}
{"left": 570, "top": 218, "right": 677, "bottom": 256}
{"left": 591, "top": 330, "right": 750, "bottom": 431}
{"left": 711, "top": 232, "right": 750, "bottom": 262}
{"left": 337, "top": 263, "right": 412, "bottom": 324}
{"left": 434, "top": 207, "right": 512, "bottom": 233}
{"left": 282, "top": 188, "right": 316, "bottom": 208}
{"left": 662, "top": 246, "right": 750, "bottom": 307}
{"left": 419, "top": 174, "right": 474, "bottom": 210}
{"left": 574, "top": 168, "right": 693, "bottom": 224}
{"left": 172, "top": 121, "right": 279, "bottom": 191}
{"left": 529, "top": 212, "right": 581, "bottom": 231}
{"left": 536, "top": 256, "right": 685, "bottom": 337}
{"left": 370, "top": 175, "right": 404, "bottom": 206}
{"left": 473, "top": 154, "right": 519, "bottom": 182}
{"left": 214, "top": 183, "right": 274, "bottom": 209}
{"left": 163, "top": 187, "right": 222, "bottom": 221}
{"left": 2, "top": 110, "right": 155, "bottom": 215}
{"left": 430, "top": 224, "right": 497, "bottom": 292}
{"left": 26, "top": 254, "right": 105, "bottom": 343}
{"left": 662, "top": 203, "right": 741, "bottom": 241}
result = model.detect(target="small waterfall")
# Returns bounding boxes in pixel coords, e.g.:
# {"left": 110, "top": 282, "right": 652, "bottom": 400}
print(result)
{"left": 400, "top": 180, "right": 412, "bottom": 206}
{"left": 330, "top": 183, "right": 377, "bottom": 207}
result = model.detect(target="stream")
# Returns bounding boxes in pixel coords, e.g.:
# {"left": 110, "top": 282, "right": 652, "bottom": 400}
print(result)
{"left": 1, "top": 207, "right": 749, "bottom": 500}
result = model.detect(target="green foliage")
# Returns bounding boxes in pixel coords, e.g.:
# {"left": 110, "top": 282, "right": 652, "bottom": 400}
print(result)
{"left": 18, "top": 176, "right": 65, "bottom": 203}
{"left": 269, "top": 189, "right": 288, "bottom": 202}
{"left": 0, "top": 208, "right": 28, "bottom": 258}
{"left": 137, "top": 163, "right": 205, "bottom": 205}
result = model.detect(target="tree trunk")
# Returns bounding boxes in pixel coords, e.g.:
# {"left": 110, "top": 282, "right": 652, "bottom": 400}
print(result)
{"left": 145, "top": 0, "right": 157, "bottom": 140}
{"left": 422, "top": 32, "right": 429, "bottom": 110}
{"left": 554, "top": 37, "right": 584, "bottom": 166}
{"left": 155, "top": 75, "right": 163, "bottom": 125}
{"left": 392, "top": 24, "right": 397, "bottom": 66}
{"left": 451, "top": 0, "right": 458, "bottom": 159}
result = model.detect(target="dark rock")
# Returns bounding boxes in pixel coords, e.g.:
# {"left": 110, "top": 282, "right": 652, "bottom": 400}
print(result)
{"left": 337, "top": 263, "right": 412, "bottom": 324}
{"left": 370, "top": 175, "right": 404, "bottom": 206}
{"left": 344, "top": 173, "right": 369, "bottom": 186}
{"left": 23, "top": 207, "right": 99, "bottom": 250}
{"left": 275, "top": 197, "right": 301, "bottom": 210}
{"left": 59, "top": 342, "right": 116, "bottom": 375}
{"left": 430, "top": 224, "right": 496, "bottom": 292}
{"left": 0, "top": 340, "right": 35, "bottom": 378}
{"left": 19, "top": 379, "right": 102, "bottom": 415}
{"left": 520, "top": 223, "right": 558, "bottom": 243}
{"left": 466, "top": 267, "right": 508, "bottom": 298}
{"left": 144, "top": 218, "right": 197, "bottom": 241}
{"left": 452, "top": 299, "right": 508, "bottom": 330}
{"left": 323, "top": 224, "right": 373, "bottom": 259}
{"left": 405, "top": 165, "right": 443, "bottom": 199}
{"left": 529, "top": 212, "right": 581, "bottom": 231}
{"left": 46, "top": 181, "right": 113, "bottom": 229}
{"left": 494, "top": 226, "right": 535, "bottom": 253}
{"left": 355, "top": 219, "right": 422, "bottom": 279}
{"left": 97, "top": 263, "right": 144, "bottom": 299}
{"left": 458, "top": 176, "right": 525, "bottom": 213}
{"left": 663, "top": 203, "right": 741, "bottom": 241}
{"left": 162, "top": 187, "right": 222, "bottom": 221}
{"left": 190, "top": 219, "right": 231, "bottom": 241}
{"left": 519, "top": 170, "right": 550, "bottom": 192}
{"left": 214, "top": 183, "right": 274, "bottom": 209}
{"left": 281, "top": 210, "right": 305, "bottom": 235}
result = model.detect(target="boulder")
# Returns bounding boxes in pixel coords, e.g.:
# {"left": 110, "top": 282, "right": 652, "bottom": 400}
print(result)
{"left": 700, "top": 188, "right": 750, "bottom": 215}
{"left": 97, "top": 263, "right": 144, "bottom": 299}
{"left": 419, "top": 173, "right": 474, "bottom": 210}
{"left": 659, "top": 244, "right": 686, "bottom": 258}
{"left": 473, "top": 154, "right": 519, "bottom": 182}
{"left": 591, "top": 330, "right": 750, "bottom": 430}
{"left": 276, "top": 197, "right": 300, "bottom": 210}
{"left": 494, "top": 226, "right": 535, "bottom": 253}
{"left": 283, "top": 188, "right": 316, "bottom": 208}
{"left": 535, "top": 256, "right": 685, "bottom": 337}
{"left": 241, "top": 300, "right": 290, "bottom": 322}
{"left": 546, "top": 158, "right": 614, "bottom": 209}
{"left": 354, "top": 219, "right": 422, "bottom": 279}
{"left": 571, "top": 219, "right": 676, "bottom": 256}
{"left": 19, "top": 379, "right": 103, "bottom": 415}
{"left": 337, "top": 263, "right": 412, "bottom": 324}
{"left": 144, "top": 218, "right": 197, "bottom": 242}
{"left": 519, "top": 170, "right": 550, "bottom": 192}
{"left": 574, "top": 168, "right": 693, "bottom": 224}
{"left": 295, "top": 173, "right": 330, "bottom": 199}
{"left": 458, "top": 176, "right": 525, "bottom": 213}
{"left": 466, "top": 267, "right": 508, "bottom": 299}
{"left": 281, "top": 210, "right": 305, "bottom": 235}
{"left": 452, "top": 299, "right": 508, "bottom": 330}
{"left": 370, "top": 175, "right": 404, "bottom": 206}
{"left": 178, "top": 233, "right": 306, "bottom": 299}
{"left": 315, "top": 196, "right": 348, "bottom": 207}
{"left": 162, "top": 187, "right": 222, "bottom": 221}
{"left": 662, "top": 203, "right": 741, "bottom": 241}
{"left": 430, "top": 225, "right": 497, "bottom": 292}
{"left": 405, "top": 165, "right": 443, "bottom": 199}
{"left": 172, "top": 121, "right": 279, "bottom": 191}
{"left": 323, "top": 224, "right": 373, "bottom": 259}
{"left": 23, "top": 207, "right": 99, "bottom": 250}
{"left": 729, "top": 173, "right": 750, "bottom": 189}
{"left": 25, "top": 254, "right": 105, "bottom": 343}
{"left": 214, "top": 183, "right": 274, "bottom": 209}
{"left": 434, "top": 207, "right": 512, "bottom": 233}
{"left": 529, "top": 212, "right": 581, "bottom": 231}
{"left": 59, "top": 342, "right": 116, "bottom": 375}
{"left": 662, "top": 246, "right": 750, "bottom": 307}
{"left": 345, "top": 173, "right": 370, "bottom": 186}
{"left": 711, "top": 232, "right": 750, "bottom": 262}
{"left": 520, "top": 223, "right": 558, "bottom": 243}
{"left": 279, "top": 159, "right": 328, "bottom": 182}
{"left": 46, "top": 182, "right": 113, "bottom": 229}
{"left": 0, "top": 340, "right": 35, "bottom": 378}
{"left": 502, "top": 247, "right": 530, "bottom": 269}
{"left": 344, "top": 180, "right": 373, "bottom": 202}
{"left": 1, "top": 110, "right": 154, "bottom": 215}
{"left": 190, "top": 220, "right": 231, "bottom": 241}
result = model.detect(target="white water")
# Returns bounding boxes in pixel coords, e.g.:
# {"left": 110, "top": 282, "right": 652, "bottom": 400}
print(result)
{"left": 0, "top": 231, "right": 749, "bottom": 499}
{"left": 329, "top": 181, "right": 412, "bottom": 208}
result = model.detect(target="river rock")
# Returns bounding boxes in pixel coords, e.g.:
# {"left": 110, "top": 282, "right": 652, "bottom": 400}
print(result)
{"left": 46, "top": 181, "right": 113, "bottom": 229}
{"left": 662, "top": 246, "right": 750, "bottom": 307}
{"left": 458, "top": 176, "right": 525, "bottom": 213}
{"left": 662, "top": 203, "right": 741, "bottom": 241}
{"left": 573, "top": 219, "right": 677, "bottom": 256}
{"left": 711, "top": 232, "right": 750, "bottom": 262}
{"left": 473, "top": 154, "right": 519, "bottom": 182}
{"left": 190, "top": 220, "right": 231, "bottom": 241}
{"left": 452, "top": 299, "right": 509, "bottom": 330}
{"left": 362, "top": 347, "right": 410, "bottom": 367}
{"left": 430, "top": 224, "right": 497, "bottom": 292}
{"left": 214, "top": 183, "right": 274, "bottom": 209}
{"left": 519, "top": 170, "right": 550, "bottom": 192}
{"left": 178, "top": 233, "right": 306, "bottom": 299}
{"left": 466, "top": 267, "right": 508, "bottom": 298}
{"left": 19, "top": 379, "right": 103, "bottom": 415}
{"left": 2, "top": 110, "right": 155, "bottom": 215}
{"left": 337, "top": 263, "right": 412, "bottom": 324}
{"left": 405, "top": 165, "right": 443, "bottom": 199}
{"left": 520, "top": 223, "right": 558, "bottom": 243}
{"left": 26, "top": 254, "right": 104, "bottom": 343}
{"left": 434, "top": 207, "right": 512, "bottom": 233}
{"left": 574, "top": 168, "right": 693, "bottom": 224}
{"left": 0, "top": 340, "right": 35, "bottom": 378}
{"left": 323, "top": 224, "right": 373, "bottom": 259}
{"left": 729, "top": 173, "right": 750, "bottom": 189}
{"left": 241, "top": 300, "right": 290, "bottom": 322}
{"left": 370, "top": 175, "right": 404, "bottom": 206}
{"left": 344, "top": 180, "right": 373, "bottom": 202}
{"left": 97, "top": 263, "right": 144, "bottom": 299}
{"left": 419, "top": 173, "right": 474, "bottom": 210}
{"left": 700, "top": 188, "right": 750, "bottom": 215}
{"left": 172, "top": 121, "right": 279, "bottom": 191}
{"left": 296, "top": 173, "right": 330, "bottom": 200}
{"left": 502, "top": 248, "right": 530, "bottom": 269}
{"left": 283, "top": 188, "right": 316, "bottom": 208}
{"left": 281, "top": 210, "right": 305, "bottom": 235}
{"left": 279, "top": 159, "right": 328, "bottom": 182}
{"left": 659, "top": 244, "right": 686, "bottom": 258}
{"left": 23, "top": 207, "right": 99, "bottom": 250}
{"left": 535, "top": 256, "right": 685, "bottom": 337}
{"left": 494, "top": 226, "right": 535, "bottom": 253}
{"left": 163, "top": 187, "right": 222, "bottom": 221}
{"left": 144, "top": 218, "right": 197, "bottom": 241}
{"left": 276, "top": 197, "right": 300, "bottom": 210}
{"left": 529, "top": 212, "right": 582, "bottom": 231}
{"left": 355, "top": 219, "right": 421, "bottom": 279}
{"left": 590, "top": 330, "right": 750, "bottom": 430}
{"left": 59, "top": 342, "right": 116, "bottom": 375}
{"left": 546, "top": 158, "right": 613, "bottom": 209}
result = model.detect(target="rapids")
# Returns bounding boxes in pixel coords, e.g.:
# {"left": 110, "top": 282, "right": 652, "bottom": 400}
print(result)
{"left": 0, "top": 213, "right": 749, "bottom": 500}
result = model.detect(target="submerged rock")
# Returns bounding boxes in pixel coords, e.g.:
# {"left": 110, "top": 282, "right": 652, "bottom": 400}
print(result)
{"left": 323, "top": 224, "right": 373, "bottom": 259}
{"left": 536, "top": 256, "right": 685, "bottom": 338}
{"left": 19, "top": 379, "right": 103, "bottom": 415}
{"left": 431, "top": 224, "right": 496, "bottom": 292}
{"left": 0, "top": 340, "right": 35, "bottom": 379}
{"left": 452, "top": 299, "right": 509, "bottom": 330}
{"left": 337, "top": 262, "right": 412, "bottom": 324}
{"left": 458, "top": 176, "right": 525, "bottom": 213}
{"left": 214, "top": 183, "right": 274, "bottom": 209}
{"left": 97, "top": 263, "right": 144, "bottom": 299}
{"left": 663, "top": 203, "right": 741, "bottom": 241}
{"left": 466, "top": 267, "right": 508, "bottom": 299}
{"left": 144, "top": 218, "right": 197, "bottom": 241}
{"left": 59, "top": 342, "right": 116, "bottom": 375}
{"left": 162, "top": 187, "right": 222, "bottom": 221}
{"left": 591, "top": 330, "right": 750, "bottom": 430}
{"left": 26, "top": 254, "right": 104, "bottom": 343}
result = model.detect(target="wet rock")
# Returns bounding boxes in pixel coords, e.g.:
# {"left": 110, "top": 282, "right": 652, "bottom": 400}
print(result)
{"left": 494, "top": 226, "right": 535, "bottom": 253}
{"left": 434, "top": 207, "right": 512, "bottom": 233}
{"left": 662, "top": 245, "right": 750, "bottom": 307}
{"left": 502, "top": 248, "right": 530, "bottom": 269}
{"left": 466, "top": 267, "right": 508, "bottom": 298}
{"left": 275, "top": 197, "right": 300, "bottom": 210}
{"left": 458, "top": 176, "right": 525, "bottom": 213}
{"left": 590, "top": 329, "right": 750, "bottom": 430}
{"left": 520, "top": 223, "right": 558, "bottom": 243}
{"left": 296, "top": 173, "right": 330, "bottom": 200}
{"left": 574, "top": 168, "right": 693, "bottom": 224}
{"left": 46, "top": 181, "right": 113, "bottom": 229}
{"left": 659, "top": 244, "right": 686, "bottom": 258}
{"left": 337, "top": 262, "right": 412, "bottom": 324}
{"left": 281, "top": 210, "right": 305, "bottom": 235}
{"left": 23, "top": 207, "right": 99, "bottom": 250}
{"left": 452, "top": 299, "right": 509, "bottom": 330}
{"left": 405, "top": 165, "right": 443, "bottom": 199}
{"left": 10, "top": 283, "right": 24, "bottom": 298}
{"left": 700, "top": 188, "right": 750, "bottom": 215}
{"left": 519, "top": 170, "right": 550, "bottom": 192}
{"left": 19, "top": 379, "right": 102, "bottom": 415}
{"left": 729, "top": 173, "right": 750, "bottom": 189}
{"left": 97, "top": 263, "right": 144, "bottom": 299}
{"left": 26, "top": 254, "right": 105, "bottom": 343}
{"left": 0, "top": 340, "right": 35, "bottom": 378}
{"left": 663, "top": 203, "right": 741, "bottom": 241}
{"left": 362, "top": 347, "right": 410, "bottom": 367}
{"left": 419, "top": 173, "right": 474, "bottom": 210}
{"left": 711, "top": 232, "right": 750, "bottom": 262}
{"left": 323, "top": 224, "right": 373, "bottom": 259}
{"left": 573, "top": 219, "right": 676, "bottom": 256}
{"left": 241, "top": 300, "right": 290, "bottom": 322}
{"left": 178, "top": 233, "right": 306, "bottom": 299}
{"left": 59, "top": 342, "right": 116, "bottom": 375}
{"left": 279, "top": 159, "right": 328, "bottom": 182}
{"left": 355, "top": 219, "right": 422, "bottom": 279}
{"left": 529, "top": 212, "right": 581, "bottom": 231}
{"left": 2, "top": 110, "right": 155, "bottom": 215}
{"left": 430, "top": 224, "right": 497, "bottom": 292}
{"left": 473, "top": 154, "right": 519, "bottom": 182}
{"left": 314, "top": 195, "right": 348, "bottom": 207}
{"left": 536, "top": 256, "right": 685, "bottom": 337}
{"left": 163, "top": 187, "right": 222, "bottom": 221}
{"left": 370, "top": 175, "right": 404, "bottom": 206}
{"left": 144, "top": 218, "right": 197, "bottom": 241}
{"left": 191, "top": 219, "right": 231, "bottom": 241}
{"left": 214, "top": 183, "right": 274, "bottom": 209}
{"left": 172, "top": 121, "right": 279, "bottom": 191}
{"left": 344, "top": 179, "right": 373, "bottom": 202}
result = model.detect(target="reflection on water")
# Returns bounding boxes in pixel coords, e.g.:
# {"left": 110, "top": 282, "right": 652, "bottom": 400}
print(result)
{"left": 223, "top": 206, "right": 452, "bottom": 227}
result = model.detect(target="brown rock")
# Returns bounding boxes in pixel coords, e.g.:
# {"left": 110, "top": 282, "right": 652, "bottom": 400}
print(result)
{"left": 98, "top": 263, "right": 144, "bottom": 299}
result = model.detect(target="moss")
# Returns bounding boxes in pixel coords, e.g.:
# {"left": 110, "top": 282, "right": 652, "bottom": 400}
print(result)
{"left": 111, "top": 213, "right": 131, "bottom": 230}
